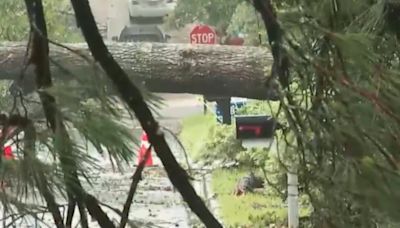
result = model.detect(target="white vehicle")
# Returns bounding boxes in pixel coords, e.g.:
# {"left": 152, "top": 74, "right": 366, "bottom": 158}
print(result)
{"left": 128, "top": 0, "right": 176, "bottom": 19}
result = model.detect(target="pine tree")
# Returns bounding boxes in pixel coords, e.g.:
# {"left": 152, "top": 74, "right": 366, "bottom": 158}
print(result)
{"left": 254, "top": 0, "right": 400, "bottom": 227}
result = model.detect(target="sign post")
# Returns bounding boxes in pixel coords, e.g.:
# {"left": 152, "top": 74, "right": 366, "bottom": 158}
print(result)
{"left": 190, "top": 24, "right": 219, "bottom": 120}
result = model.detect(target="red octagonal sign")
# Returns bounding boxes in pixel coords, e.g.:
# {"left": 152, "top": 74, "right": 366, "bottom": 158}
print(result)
{"left": 190, "top": 25, "right": 217, "bottom": 44}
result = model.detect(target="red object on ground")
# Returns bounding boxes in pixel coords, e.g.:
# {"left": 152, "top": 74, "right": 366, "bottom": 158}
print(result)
{"left": 137, "top": 132, "right": 153, "bottom": 166}
{"left": 190, "top": 24, "right": 217, "bottom": 44}
{"left": 1, "top": 127, "right": 17, "bottom": 160}
{"left": 225, "top": 36, "right": 245, "bottom": 46}
{"left": 3, "top": 146, "right": 14, "bottom": 160}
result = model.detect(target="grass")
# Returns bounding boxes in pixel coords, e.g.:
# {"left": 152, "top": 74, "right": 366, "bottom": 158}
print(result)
{"left": 211, "top": 169, "right": 287, "bottom": 227}
{"left": 179, "top": 113, "right": 216, "bottom": 161}
{"left": 180, "top": 114, "right": 288, "bottom": 227}
{"left": 179, "top": 113, "right": 311, "bottom": 227}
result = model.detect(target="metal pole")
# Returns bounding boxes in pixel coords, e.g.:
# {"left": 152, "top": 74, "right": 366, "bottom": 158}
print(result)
{"left": 202, "top": 174, "right": 209, "bottom": 207}
{"left": 287, "top": 172, "right": 299, "bottom": 228}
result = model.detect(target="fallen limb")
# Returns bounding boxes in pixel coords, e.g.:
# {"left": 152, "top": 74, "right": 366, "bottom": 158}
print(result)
{"left": 0, "top": 42, "right": 277, "bottom": 100}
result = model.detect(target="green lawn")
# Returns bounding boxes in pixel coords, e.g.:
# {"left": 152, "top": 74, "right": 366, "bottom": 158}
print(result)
{"left": 179, "top": 113, "right": 310, "bottom": 227}
{"left": 211, "top": 169, "right": 287, "bottom": 227}
{"left": 179, "top": 114, "right": 216, "bottom": 161}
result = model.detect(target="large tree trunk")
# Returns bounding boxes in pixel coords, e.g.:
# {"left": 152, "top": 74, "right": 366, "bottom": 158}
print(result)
{"left": 0, "top": 42, "right": 277, "bottom": 100}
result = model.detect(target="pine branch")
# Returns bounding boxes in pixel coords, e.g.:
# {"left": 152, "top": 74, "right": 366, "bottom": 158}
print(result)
{"left": 252, "top": 0, "right": 289, "bottom": 88}
{"left": 252, "top": 0, "right": 319, "bottom": 209}
{"left": 119, "top": 145, "right": 152, "bottom": 228}
{"left": 77, "top": 200, "right": 89, "bottom": 228}
{"left": 23, "top": 1, "right": 114, "bottom": 227}
{"left": 69, "top": 0, "right": 221, "bottom": 227}
{"left": 0, "top": 115, "right": 28, "bottom": 148}
{"left": 23, "top": 1, "right": 65, "bottom": 227}
{"left": 22, "top": 117, "right": 64, "bottom": 227}
{"left": 65, "top": 200, "right": 75, "bottom": 227}
{"left": 98, "top": 202, "right": 143, "bottom": 228}
{"left": 84, "top": 194, "right": 115, "bottom": 228}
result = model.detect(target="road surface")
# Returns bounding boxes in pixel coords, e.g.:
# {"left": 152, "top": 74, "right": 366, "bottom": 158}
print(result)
{"left": 87, "top": 93, "right": 204, "bottom": 227}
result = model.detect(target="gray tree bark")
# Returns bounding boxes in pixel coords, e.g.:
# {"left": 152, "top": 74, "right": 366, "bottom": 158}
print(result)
{"left": 0, "top": 42, "right": 278, "bottom": 100}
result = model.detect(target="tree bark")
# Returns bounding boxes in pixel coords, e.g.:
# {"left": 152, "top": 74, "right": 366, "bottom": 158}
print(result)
{"left": 0, "top": 42, "right": 278, "bottom": 100}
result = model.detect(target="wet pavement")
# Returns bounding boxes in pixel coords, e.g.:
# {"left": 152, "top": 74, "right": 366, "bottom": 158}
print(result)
{"left": 1, "top": 93, "right": 206, "bottom": 227}
{"left": 84, "top": 93, "right": 203, "bottom": 227}
{"left": 85, "top": 164, "right": 191, "bottom": 228}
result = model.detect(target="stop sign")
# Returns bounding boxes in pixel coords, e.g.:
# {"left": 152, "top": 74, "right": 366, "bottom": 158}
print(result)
{"left": 190, "top": 25, "right": 216, "bottom": 44}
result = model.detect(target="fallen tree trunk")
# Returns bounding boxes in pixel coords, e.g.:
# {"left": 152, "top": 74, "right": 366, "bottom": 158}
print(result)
{"left": 0, "top": 42, "right": 277, "bottom": 100}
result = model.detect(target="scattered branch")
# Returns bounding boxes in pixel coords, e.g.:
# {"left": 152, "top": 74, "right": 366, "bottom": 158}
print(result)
{"left": 0, "top": 54, "right": 12, "bottom": 65}
{"left": 161, "top": 126, "right": 192, "bottom": 176}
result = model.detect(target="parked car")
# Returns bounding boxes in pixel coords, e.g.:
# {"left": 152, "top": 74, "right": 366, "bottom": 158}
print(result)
{"left": 128, "top": 0, "right": 177, "bottom": 20}
{"left": 214, "top": 97, "right": 248, "bottom": 124}
{"left": 118, "top": 24, "right": 171, "bottom": 42}
{"left": 230, "top": 97, "right": 248, "bottom": 113}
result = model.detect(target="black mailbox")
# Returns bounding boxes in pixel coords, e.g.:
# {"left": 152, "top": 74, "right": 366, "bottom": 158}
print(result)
{"left": 235, "top": 115, "right": 276, "bottom": 139}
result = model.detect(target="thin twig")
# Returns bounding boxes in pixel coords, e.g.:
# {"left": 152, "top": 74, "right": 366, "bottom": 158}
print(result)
{"left": 161, "top": 126, "right": 192, "bottom": 175}
{"left": 30, "top": 23, "right": 93, "bottom": 64}
{"left": 0, "top": 54, "right": 12, "bottom": 65}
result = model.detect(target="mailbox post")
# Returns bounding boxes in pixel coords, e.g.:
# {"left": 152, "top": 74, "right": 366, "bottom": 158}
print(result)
{"left": 235, "top": 115, "right": 299, "bottom": 228}
{"left": 215, "top": 97, "right": 231, "bottom": 125}
{"left": 288, "top": 171, "right": 299, "bottom": 228}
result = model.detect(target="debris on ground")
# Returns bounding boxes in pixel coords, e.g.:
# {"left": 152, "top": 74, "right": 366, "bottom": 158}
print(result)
{"left": 233, "top": 172, "right": 265, "bottom": 196}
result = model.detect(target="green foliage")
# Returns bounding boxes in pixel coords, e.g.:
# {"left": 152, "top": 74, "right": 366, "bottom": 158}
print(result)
{"left": 211, "top": 168, "right": 311, "bottom": 227}
{"left": 0, "top": 1, "right": 28, "bottom": 41}
{"left": 180, "top": 100, "right": 282, "bottom": 167}
{"left": 168, "top": 0, "right": 241, "bottom": 29}
{"left": 202, "top": 124, "right": 244, "bottom": 165}
{"left": 179, "top": 101, "right": 301, "bottom": 225}
{"left": 265, "top": 0, "right": 400, "bottom": 226}
{"left": 0, "top": 0, "right": 81, "bottom": 42}
{"left": 180, "top": 114, "right": 216, "bottom": 161}
{"left": 236, "top": 100, "right": 280, "bottom": 116}
{"left": 180, "top": 106, "right": 275, "bottom": 167}
{"left": 45, "top": 72, "right": 138, "bottom": 168}
{"left": 227, "top": 2, "right": 267, "bottom": 46}
{"left": 0, "top": 52, "right": 139, "bottom": 222}
{"left": 167, "top": 0, "right": 269, "bottom": 45}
